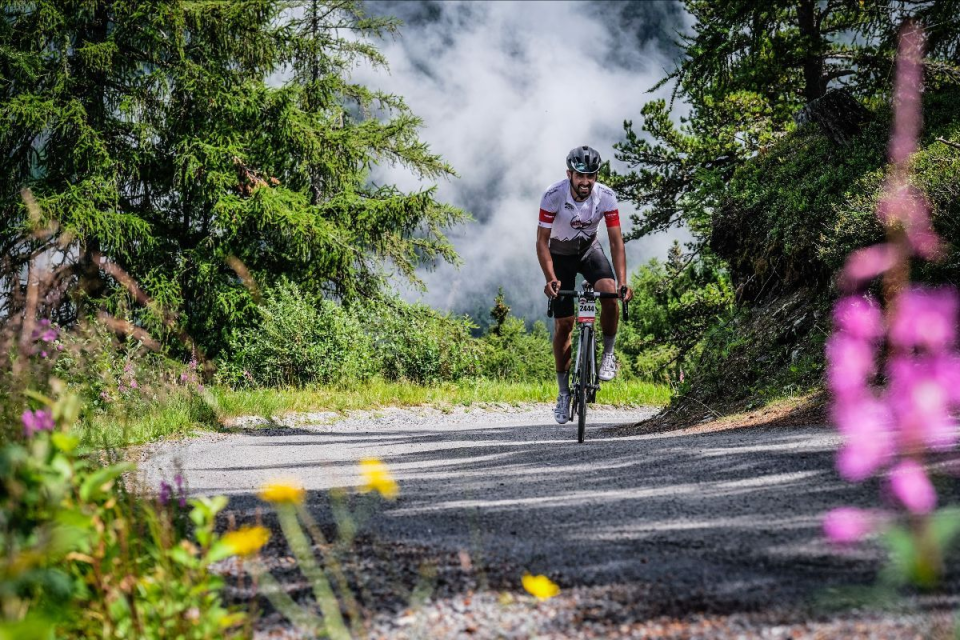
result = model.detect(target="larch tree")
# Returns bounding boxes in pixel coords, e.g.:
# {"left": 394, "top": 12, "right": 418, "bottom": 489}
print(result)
{"left": 0, "top": 0, "right": 465, "bottom": 354}
{"left": 609, "top": 0, "right": 960, "bottom": 244}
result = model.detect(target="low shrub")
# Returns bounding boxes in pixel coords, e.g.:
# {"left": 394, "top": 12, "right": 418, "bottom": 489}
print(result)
{"left": 480, "top": 315, "right": 554, "bottom": 381}
{"left": 220, "top": 280, "right": 374, "bottom": 387}
{"left": 617, "top": 245, "right": 734, "bottom": 383}
{"left": 479, "top": 290, "right": 554, "bottom": 381}
{"left": 360, "top": 296, "right": 483, "bottom": 384}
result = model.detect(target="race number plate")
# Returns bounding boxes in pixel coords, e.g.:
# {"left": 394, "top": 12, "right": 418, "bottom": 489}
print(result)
{"left": 577, "top": 299, "right": 596, "bottom": 324}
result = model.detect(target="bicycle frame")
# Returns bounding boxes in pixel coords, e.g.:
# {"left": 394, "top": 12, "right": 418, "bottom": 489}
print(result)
{"left": 547, "top": 283, "right": 628, "bottom": 443}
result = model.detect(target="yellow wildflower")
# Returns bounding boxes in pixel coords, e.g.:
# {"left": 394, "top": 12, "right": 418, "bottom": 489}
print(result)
{"left": 259, "top": 480, "right": 305, "bottom": 505}
{"left": 222, "top": 526, "right": 270, "bottom": 557}
{"left": 359, "top": 458, "right": 398, "bottom": 499}
{"left": 521, "top": 573, "right": 560, "bottom": 601}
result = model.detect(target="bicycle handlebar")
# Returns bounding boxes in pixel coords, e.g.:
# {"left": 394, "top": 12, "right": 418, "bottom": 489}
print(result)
{"left": 547, "top": 286, "right": 629, "bottom": 322}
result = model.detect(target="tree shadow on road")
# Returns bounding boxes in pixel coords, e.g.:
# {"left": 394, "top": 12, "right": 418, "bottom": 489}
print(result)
{"left": 196, "top": 413, "right": 960, "bottom": 632}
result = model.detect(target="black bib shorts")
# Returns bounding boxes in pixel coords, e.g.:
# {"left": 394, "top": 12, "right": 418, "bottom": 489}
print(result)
{"left": 550, "top": 241, "right": 615, "bottom": 318}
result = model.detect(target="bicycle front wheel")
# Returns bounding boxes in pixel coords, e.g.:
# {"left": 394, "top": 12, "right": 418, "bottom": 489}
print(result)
{"left": 577, "top": 325, "right": 591, "bottom": 443}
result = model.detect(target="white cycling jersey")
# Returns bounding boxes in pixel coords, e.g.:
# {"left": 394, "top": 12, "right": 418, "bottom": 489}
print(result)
{"left": 538, "top": 179, "right": 620, "bottom": 256}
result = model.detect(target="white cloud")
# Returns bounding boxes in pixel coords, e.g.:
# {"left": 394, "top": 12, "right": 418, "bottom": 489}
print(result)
{"left": 353, "top": 0, "right": 691, "bottom": 322}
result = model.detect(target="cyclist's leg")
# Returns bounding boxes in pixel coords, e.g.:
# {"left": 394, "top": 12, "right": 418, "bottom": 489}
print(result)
{"left": 551, "top": 252, "right": 578, "bottom": 376}
{"left": 580, "top": 244, "right": 617, "bottom": 338}
{"left": 551, "top": 253, "right": 577, "bottom": 423}
{"left": 595, "top": 277, "right": 618, "bottom": 338}
{"left": 581, "top": 245, "right": 619, "bottom": 380}
{"left": 553, "top": 316, "right": 574, "bottom": 375}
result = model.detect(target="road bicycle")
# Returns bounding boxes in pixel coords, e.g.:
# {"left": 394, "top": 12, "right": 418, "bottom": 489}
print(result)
{"left": 547, "top": 284, "right": 629, "bottom": 443}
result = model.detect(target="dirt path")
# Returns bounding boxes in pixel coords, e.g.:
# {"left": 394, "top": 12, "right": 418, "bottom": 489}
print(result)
{"left": 139, "top": 404, "right": 959, "bottom": 638}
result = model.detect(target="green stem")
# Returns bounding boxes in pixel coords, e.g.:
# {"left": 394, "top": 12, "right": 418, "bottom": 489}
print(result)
{"left": 250, "top": 561, "right": 322, "bottom": 636}
{"left": 277, "top": 506, "right": 350, "bottom": 640}
{"left": 297, "top": 503, "right": 363, "bottom": 638}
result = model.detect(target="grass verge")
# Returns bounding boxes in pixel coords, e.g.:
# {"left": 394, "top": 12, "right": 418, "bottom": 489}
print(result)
{"left": 78, "top": 378, "right": 671, "bottom": 448}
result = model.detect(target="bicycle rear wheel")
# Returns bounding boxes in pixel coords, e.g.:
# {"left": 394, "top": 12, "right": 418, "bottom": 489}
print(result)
{"left": 577, "top": 325, "right": 591, "bottom": 443}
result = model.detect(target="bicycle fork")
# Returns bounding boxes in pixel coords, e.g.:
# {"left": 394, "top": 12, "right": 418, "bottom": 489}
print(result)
{"left": 572, "top": 323, "right": 598, "bottom": 411}
{"left": 581, "top": 324, "right": 598, "bottom": 402}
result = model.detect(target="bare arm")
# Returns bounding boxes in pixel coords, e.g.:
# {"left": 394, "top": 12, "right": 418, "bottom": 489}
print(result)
{"left": 607, "top": 225, "right": 633, "bottom": 301}
{"left": 536, "top": 226, "right": 559, "bottom": 297}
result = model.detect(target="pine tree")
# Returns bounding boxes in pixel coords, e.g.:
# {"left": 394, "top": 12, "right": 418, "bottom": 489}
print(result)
{"left": 0, "top": 1, "right": 465, "bottom": 354}
{"left": 609, "top": 0, "right": 960, "bottom": 244}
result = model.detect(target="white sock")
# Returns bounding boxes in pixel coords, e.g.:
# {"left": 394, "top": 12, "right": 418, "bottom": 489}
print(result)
{"left": 602, "top": 334, "right": 616, "bottom": 355}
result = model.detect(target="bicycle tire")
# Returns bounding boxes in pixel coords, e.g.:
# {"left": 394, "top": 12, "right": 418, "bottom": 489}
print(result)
{"left": 577, "top": 325, "right": 591, "bottom": 443}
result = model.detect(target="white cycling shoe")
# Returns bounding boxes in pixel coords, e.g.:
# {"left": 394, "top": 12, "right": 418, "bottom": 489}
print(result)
{"left": 598, "top": 352, "right": 618, "bottom": 381}
{"left": 554, "top": 393, "right": 571, "bottom": 424}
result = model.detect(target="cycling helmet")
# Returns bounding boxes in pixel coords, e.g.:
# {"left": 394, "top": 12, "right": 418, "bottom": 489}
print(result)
{"left": 566, "top": 145, "right": 601, "bottom": 174}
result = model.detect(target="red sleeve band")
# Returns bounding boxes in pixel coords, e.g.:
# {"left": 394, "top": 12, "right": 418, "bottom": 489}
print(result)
{"left": 603, "top": 209, "right": 620, "bottom": 228}
{"left": 539, "top": 208, "right": 556, "bottom": 224}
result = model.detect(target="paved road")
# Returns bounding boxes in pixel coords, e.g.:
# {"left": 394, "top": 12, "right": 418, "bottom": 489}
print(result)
{"left": 139, "top": 403, "right": 934, "bottom": 617}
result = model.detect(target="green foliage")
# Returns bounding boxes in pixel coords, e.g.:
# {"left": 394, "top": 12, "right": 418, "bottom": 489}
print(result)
{"left": 879, "top": 507, "right": 960, "bottom": 590}
{"left": 601, "top": 0, "right": 960, "bottom": 411}
{"left": 611, "top": 0, "right": 960, "bottom": 246}
{"left": 477, "top": 288, "right": 554, "bottom": 381}
{"left": 611, "top": 91, "right": 780, "bottom": 239}
{"left": 0, "top": 389, "right": 248, "bottom": 638}
{"left": 221, "top": 280, "right": 374, "bottom": 387}
{"left": 714, "top": 114, "right": 890, "bottom": 296}
{"left": 360, "top": 296, "right": 483, "bottom": 385}
{"left": 480, "top": 316, "right": 554, "bottom": 381}
{"left": 217, "top": 284, "right": 486, "bottom": 388}
{"left": 618, "top": 243, "right": 734, "bottom": 383}
{"left": 718, "top": 85, "right": 960, "bottom": 298}
{"left": 1, "top": 1, "right": 465, "bottom": 357}
{"left": 687, "top": 289, "right": 829, "bottom": 405}
{"left": 5, "top": 317, "right": 215, "bottom": 447}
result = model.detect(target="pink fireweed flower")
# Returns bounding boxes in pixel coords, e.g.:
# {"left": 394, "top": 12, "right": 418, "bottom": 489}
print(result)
{"left": 887, "top": 355, "right": 958, "bottom": 451}
{"left": 833, "top": 295, "right": 884, "bottom": 340}
{"left": 930, "top": 353, "right": 960, "bottom": 405}
{"left": 878, "top": 182, "right": 927, "bottom": 227}
{"left": 840, "top": 243, "right": 900, "bottom": 292}
{"left": 21, "top": 409, "right": 54, "bottom": 437}
{"left": 907, "top": 226, "right": 942, "bottom": 260}
{"left": 831, "top": 393, "right": 893, "bottom": 438}
{"left": 888, "top": 24, "right": 925, "bottom": 166}
{"left": 889, "top": 458, "right": 936, "bottom": 514}
{"left": 129, "top": 379, "right": 139, "bottom": 389}
{"left": 824, "top": 507, "right": 875, "bottom": 544}
{"left": 889, "top": 287, "right": 958, "bottom": 351}
{"left": 838, "top": 438, "right": 895, "bottom": 482}
{"left": 825, "top": 334, "right": 876, "bottom": 398}
{"left": 832, "top": 395, "right": 896, "bottom": 481}
{"left": 30, "top": 318, "right": 51, "bottom": 341}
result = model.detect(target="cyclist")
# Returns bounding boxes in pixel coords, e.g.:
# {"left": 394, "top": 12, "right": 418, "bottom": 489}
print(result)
{"left": 536, "top": 145, "right": 633, "bottom": 424}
